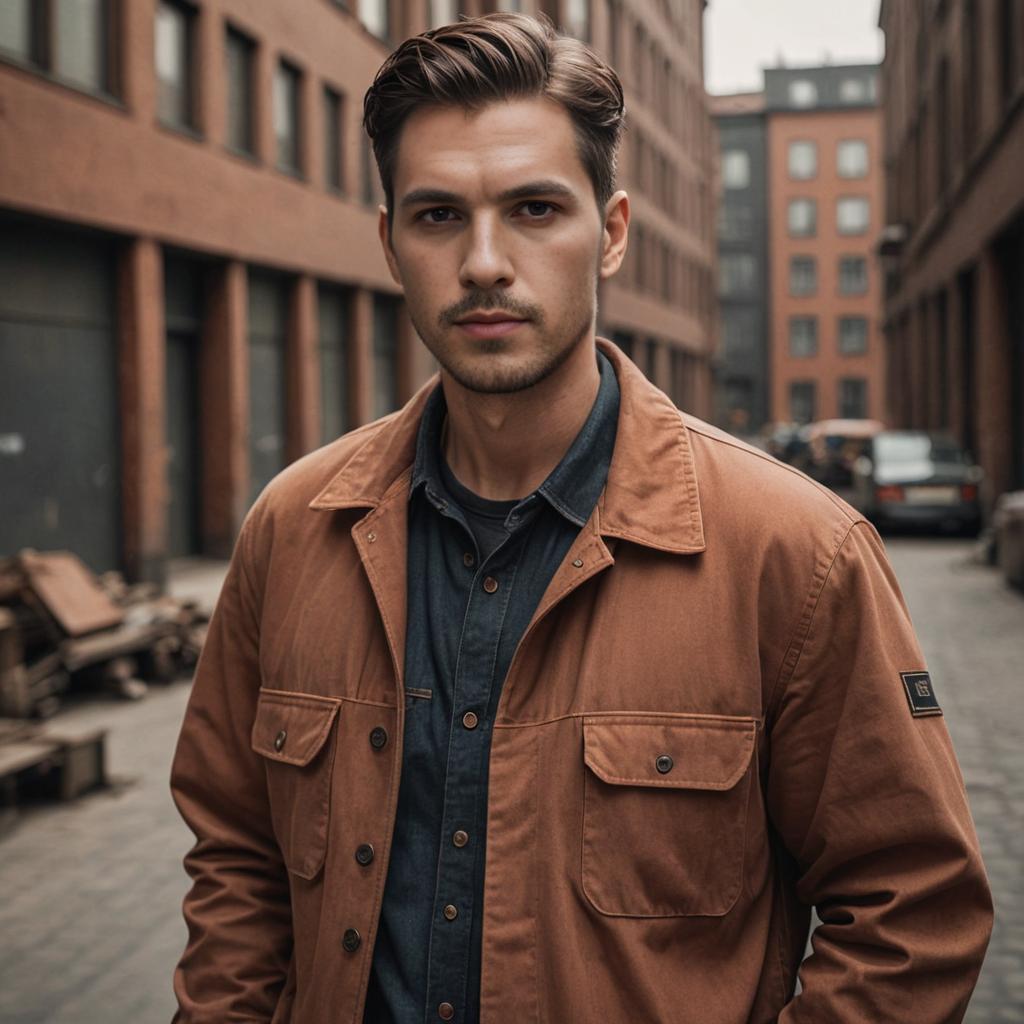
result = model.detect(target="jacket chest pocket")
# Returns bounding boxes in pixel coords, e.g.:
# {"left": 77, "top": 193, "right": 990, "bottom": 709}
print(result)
{"left": 251, "top": 689, "right": 342, "bottom": 880}
{"left": 581, "top": 714, "right": 757, "bottom": 918}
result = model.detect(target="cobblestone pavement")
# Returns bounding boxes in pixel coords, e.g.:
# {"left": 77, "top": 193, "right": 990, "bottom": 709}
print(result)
{"left": 0, "top": 541, "right": 1020, "bottom": 1022}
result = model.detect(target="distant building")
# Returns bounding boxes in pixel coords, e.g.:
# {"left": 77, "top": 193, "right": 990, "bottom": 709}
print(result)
{"left": 878, "top": 0, "right": 1024, "bottom": 513}
{"left": 764, "top": 63, "right": 885, "bottom": 427}
{"left": 711, "top": 91, "right": 769, "bottom": 434}
{"left": 0, "top": 0, "right": 716, "bottom": 580}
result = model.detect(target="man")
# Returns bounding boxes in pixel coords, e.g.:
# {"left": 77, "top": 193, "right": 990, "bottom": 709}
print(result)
{"left": 171, "top": 14, "right": 992, "bottom": 1023}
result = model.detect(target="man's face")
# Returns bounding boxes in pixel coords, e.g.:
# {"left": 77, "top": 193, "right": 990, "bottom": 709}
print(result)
{"left": 379, "top": 96, "right": 628, "bottom": 394}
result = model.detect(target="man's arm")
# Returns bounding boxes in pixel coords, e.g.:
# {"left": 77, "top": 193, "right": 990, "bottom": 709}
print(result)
{"left": 170, "top": 504, "right": 292, "bottom": 1022}
{"left": 767, "top": 520, "right": 993, "bottom": 1021}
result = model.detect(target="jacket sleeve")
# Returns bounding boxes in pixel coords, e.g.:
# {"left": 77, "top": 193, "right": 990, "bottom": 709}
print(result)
{"left": 169, "top": 502, "right": 292, "bottom": 1022}
{"left": 767, "top": 520, "right": 992, "bottom": 1022}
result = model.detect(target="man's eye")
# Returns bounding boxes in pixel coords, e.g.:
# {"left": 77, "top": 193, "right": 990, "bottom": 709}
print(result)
{"left": 421, "top": 208, "right": 456, "bottom": 224}
{"left": 521, "top": 201, "right": 554, "bottom": 218}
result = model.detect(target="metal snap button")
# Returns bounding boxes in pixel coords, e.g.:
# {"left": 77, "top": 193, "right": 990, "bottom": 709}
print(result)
{"left": 482, "top": 576, "right": 498, "bottom": 594}
{"left": 572, "top": 558, "right": 584, "bottom": 568}
{"left": 342, "top": 928, "right": 361, "bottom": 952}
{"left": 463, "top": 552, "right": 475, "bottom": 568}
{"left": 443, "top": 904, "right": 458, "bottom": 921}
{"left": 273, "top": 729, "right": 287, "bottom": 752}
{"left": 452, "top": 830, "right": 469, "bottom": 847}
{"left": 656, "top": 754, "right": 674, "bottom": 774}
{"left": 369, "top": 726, "right": 388, "bottom": 749}
{"left": 355, "top": 843, "right": 375, "bottom": 866}
{"left": 438, "top": 1003, "right": 455, "bottom": 1021}
{"left": 462, "top": 711, "right": 479, "bottom": 730}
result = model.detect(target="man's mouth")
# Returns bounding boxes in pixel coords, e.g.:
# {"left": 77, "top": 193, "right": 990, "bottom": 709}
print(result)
{"left": 454, "top": 311, "right": 528, "bottom": 338}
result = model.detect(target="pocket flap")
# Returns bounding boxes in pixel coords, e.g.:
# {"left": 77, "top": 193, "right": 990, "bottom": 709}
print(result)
{"left": 251, "top": 689, "right": 342, "bottom": 767}
{"left": 583, "top": 714, "right": 756, "bottom": 791}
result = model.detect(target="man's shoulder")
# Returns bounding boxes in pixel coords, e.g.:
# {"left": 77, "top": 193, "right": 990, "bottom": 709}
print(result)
{"left": 681, "top": 412, "right": 862, "bottom": 549}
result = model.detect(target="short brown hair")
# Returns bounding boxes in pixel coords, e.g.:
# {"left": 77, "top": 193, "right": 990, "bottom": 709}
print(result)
{"left": 362, "top": 13, "right": 625, "bottom": 216}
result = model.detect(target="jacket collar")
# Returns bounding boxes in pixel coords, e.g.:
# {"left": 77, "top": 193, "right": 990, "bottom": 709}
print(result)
{"left": 309, "top": 338, "right": 706, "bottom": 554}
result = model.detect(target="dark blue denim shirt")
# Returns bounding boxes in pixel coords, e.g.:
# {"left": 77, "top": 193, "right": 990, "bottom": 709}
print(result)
{"left": 363, "top": 350, "right": 620, "bottom": 1024}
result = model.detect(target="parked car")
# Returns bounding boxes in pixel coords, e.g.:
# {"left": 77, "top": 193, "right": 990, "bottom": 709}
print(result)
{"left": 851, "top": 431, "right": 983, "bottom": 534}
{"left": 805, "top": 418, "right": 885, "bottom": 488}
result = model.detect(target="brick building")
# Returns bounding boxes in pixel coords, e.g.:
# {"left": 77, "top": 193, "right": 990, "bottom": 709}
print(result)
{"left": 764, "top": 64, "right": 885, "bottom": 426}
{"left": 878, "top": 0, "right": 1024, "bottom": 513}
{"left": 0, "top": 0, "right": 716, "bottom": 580}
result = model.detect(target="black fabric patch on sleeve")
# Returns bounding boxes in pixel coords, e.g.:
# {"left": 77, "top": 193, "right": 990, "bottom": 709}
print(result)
{"left": 900, "top": 671, "right": 942, "bottom": 717}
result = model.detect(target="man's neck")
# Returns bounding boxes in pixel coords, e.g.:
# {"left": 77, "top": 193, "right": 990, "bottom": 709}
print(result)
{"left": 440, "top": 338, "right": 601, "bottom": 502}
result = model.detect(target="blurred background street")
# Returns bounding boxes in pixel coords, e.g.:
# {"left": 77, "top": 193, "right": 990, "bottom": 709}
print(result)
{"left": 2, "top": 0, "right": 1023, "bottom": 1021}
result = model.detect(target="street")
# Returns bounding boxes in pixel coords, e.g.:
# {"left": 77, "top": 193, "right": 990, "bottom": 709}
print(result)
{"left": 0, "top": 538, "right": 1021, "bottom": 1023}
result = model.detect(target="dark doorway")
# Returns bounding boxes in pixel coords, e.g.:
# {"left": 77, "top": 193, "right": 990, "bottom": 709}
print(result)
{"left": 248, "top": 271, "right": 289, "bottom": 506}
{"left": 998, "top": 218, "right": 1024, "bottom": 490}
{"left": 164, "top": 255, "right": 204, "bottom": 557}
{"left": 0, "top": 218, "right": 120, "bottom": 572}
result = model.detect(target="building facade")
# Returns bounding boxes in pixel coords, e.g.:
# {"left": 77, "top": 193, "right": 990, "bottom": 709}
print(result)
{"left": 0, "top": 0, "right": 716, "bottom": 579}
{"left": 712, "top": 91, "right": 769, "bottom": 434}
{"left": 878, "top": 0, "right": 1024, "bottom": 513}
{"left": 764, "top": 63, "right": 885, "bottom": 426}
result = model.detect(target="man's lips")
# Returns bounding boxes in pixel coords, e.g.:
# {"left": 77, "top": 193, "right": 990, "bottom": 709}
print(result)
{"left": 454, "top": 313, "right": 528, "bottom": 339}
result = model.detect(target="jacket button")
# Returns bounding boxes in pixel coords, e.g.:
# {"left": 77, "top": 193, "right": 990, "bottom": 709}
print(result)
{"left": 482, "top": 576, "right": 498, "bottom": 593}
{"left": 443, "top": 904, "right": 458, "bottom": 920}
{"left": 438, "top": 1003, "right": 455, "bottom": 1020}
{"left": 273, "top": 729, "right": 287, "bottom": 752}
{"left": 656, "top": 754, "right": 674, "bottom": 774}
{"left": 452, "top": 830, "right": 469, "bottom": 847}
{"left": 355, "top": 843, "right": 375, "bottom": 866}
{"left": 463, "top": 551, "right": 475, "bottom": 567}
{"left": 462, "top": 711, "right": 479, "bottom": 730}
{"left": 342, "top": 928, "right": 361, "bottom": 952}
{"left": 572, "top": 558, "right": 584, "bottom": 568}
{"left": 370, "top": 726, "right": 388, "bottom": 749}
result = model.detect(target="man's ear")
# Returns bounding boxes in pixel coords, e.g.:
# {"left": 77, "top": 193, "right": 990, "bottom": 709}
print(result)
{"left": 599, "top": 190, "right": 630, "bottom": 280}
{"left": 378, "top": 206, "right": 403, "bottom": 286}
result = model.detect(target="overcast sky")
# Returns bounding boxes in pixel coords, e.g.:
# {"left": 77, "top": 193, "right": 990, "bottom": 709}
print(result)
{"left": 704, "top": 0, "right": 885, "bottom": 96}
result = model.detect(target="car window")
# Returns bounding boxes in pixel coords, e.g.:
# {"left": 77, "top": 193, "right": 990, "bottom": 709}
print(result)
{"left": 875, "top": 435, "right": 968, "bottom": 464}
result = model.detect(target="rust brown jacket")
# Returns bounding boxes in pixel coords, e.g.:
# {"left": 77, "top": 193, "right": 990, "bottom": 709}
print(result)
{"left": 170, "top": 340, "right": 992, "bottom": 1023}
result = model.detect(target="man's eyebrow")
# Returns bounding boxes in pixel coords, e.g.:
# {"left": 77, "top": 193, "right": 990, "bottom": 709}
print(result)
{"left": 398, "top": 180, "right": 578, "bottom": 209}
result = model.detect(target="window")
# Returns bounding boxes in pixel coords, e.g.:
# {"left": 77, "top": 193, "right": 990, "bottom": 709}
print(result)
{"left": 839, "top": 378, "right": 868, "bottom": 418}
{"left": 564, "top": 0, "right": 590, "bottom": 41}
{"left": 319, "top": 285, "right": 350, "bottom": 443}
{"left": 373, "top": 295, "right": 400, "bottom": 418}
{"left": 274, "top": 61, "right": 302, "bottom": 175}
{"left": 722, "top": 149, "right": 750, "bottom": 189}
{"left": 496, "top": 0, "right": 523, "bottom": 9}
{"left": 718, "top": 254, "right": 757, "bottom": 297}
{"left": 788, "top": 79, "right": 818, "bottom": 107}
{"left": 787, "top": 198, "right": 817, "bottom": 237}
{"left": 789, "top": 256, "right": 817, "bottom": 296}
{"left": 428, "top": 0, "right": 458, "bottom": 28}
{"left": 788, "top": 317, "right": 818, "bottom": 358}
{"left": 360, "top": 0, "right": 389, "bottom": 41}
{"left": 837, "top": 196, "right": 870, "bottom": 235}
{"left": 56, "top": 0, "right": 108, "bottom": 91}
{"left": 838, "top": 317, "right": 869, "bottom": 355}
{"left": 717, "top": 204, "right": 752, "bottom": 243}
{"left": 789, "top": 381, "right": 816, "bottom": 423}
{"left": 839, "top": 76, "right": 869, "bottom": 104}
{"left": 323, "top": 86, "right": 343, "bottom": 191}
{"left": 0, "top": 1, "right": 35, "bottom": 61}
{"left": 225, "top": 27, "right": 255, "bottom": 155}
{"left": 837, "top": 139, "right": 868, "bottom": 178}
{"left": 787, "top": 141, "right": 817, "bottom": 180}
{"left": 839, "top": 256, "right": 868, "bottom": 295}
{"left": 156, "top": 1, "right": 194, "bottom": 129}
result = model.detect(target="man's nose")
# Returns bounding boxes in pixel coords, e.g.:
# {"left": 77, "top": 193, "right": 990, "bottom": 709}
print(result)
{"left": 458, "top": 216, "right": 515, "bottom": 292}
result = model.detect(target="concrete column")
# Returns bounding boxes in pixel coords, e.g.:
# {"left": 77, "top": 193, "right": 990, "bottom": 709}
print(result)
{"left": 118, "top": 238, "right": 167, "bottom": 584}
{"left": 975, "top": 245, "right": 1013, "bottom": 508}
{"left": 201, "top": 261, "right": 249, "bottom": 558}
{"left": 350, "top": 287, "right": 375, "bottom": 427}
{"left": 288, "top": 275, "right": 320, "bottom": 461}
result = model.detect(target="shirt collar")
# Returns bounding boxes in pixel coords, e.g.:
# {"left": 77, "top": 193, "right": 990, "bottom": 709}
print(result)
{"left": 409, "top": 350, "right": 620, "bottom": 528}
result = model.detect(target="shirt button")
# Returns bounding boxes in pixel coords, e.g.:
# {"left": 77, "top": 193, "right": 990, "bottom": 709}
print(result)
{"left": 438, "top": 1003, "right": 455, "bottom": 1021}
{"left": 369, "top": 726, "right": 388, "bottom": 749}
{"left": 355, "top": 843, "right": 375, "bottom": 866}
{"left": 462, "top": 711, "right": 479, "bottom": 730}
{"left": 273, "top": 729, "right": 287, "bottom": 752}
{"left": 463, "top": 552, "right": 475, "bottom": 568}
{"left": 342, "top": 928, "right": 361, "bottom": 952}
{"left": 443, "top": 904, "right": 458, "bottom": 920}
{"left": 452, "top": 830, "right": 469, "bottom": 847}
{"left": 656, "top": 754, "right": 674, "bottom": 774}
{"left": 482, "top": 576, "right": 498, "bottom": 594}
